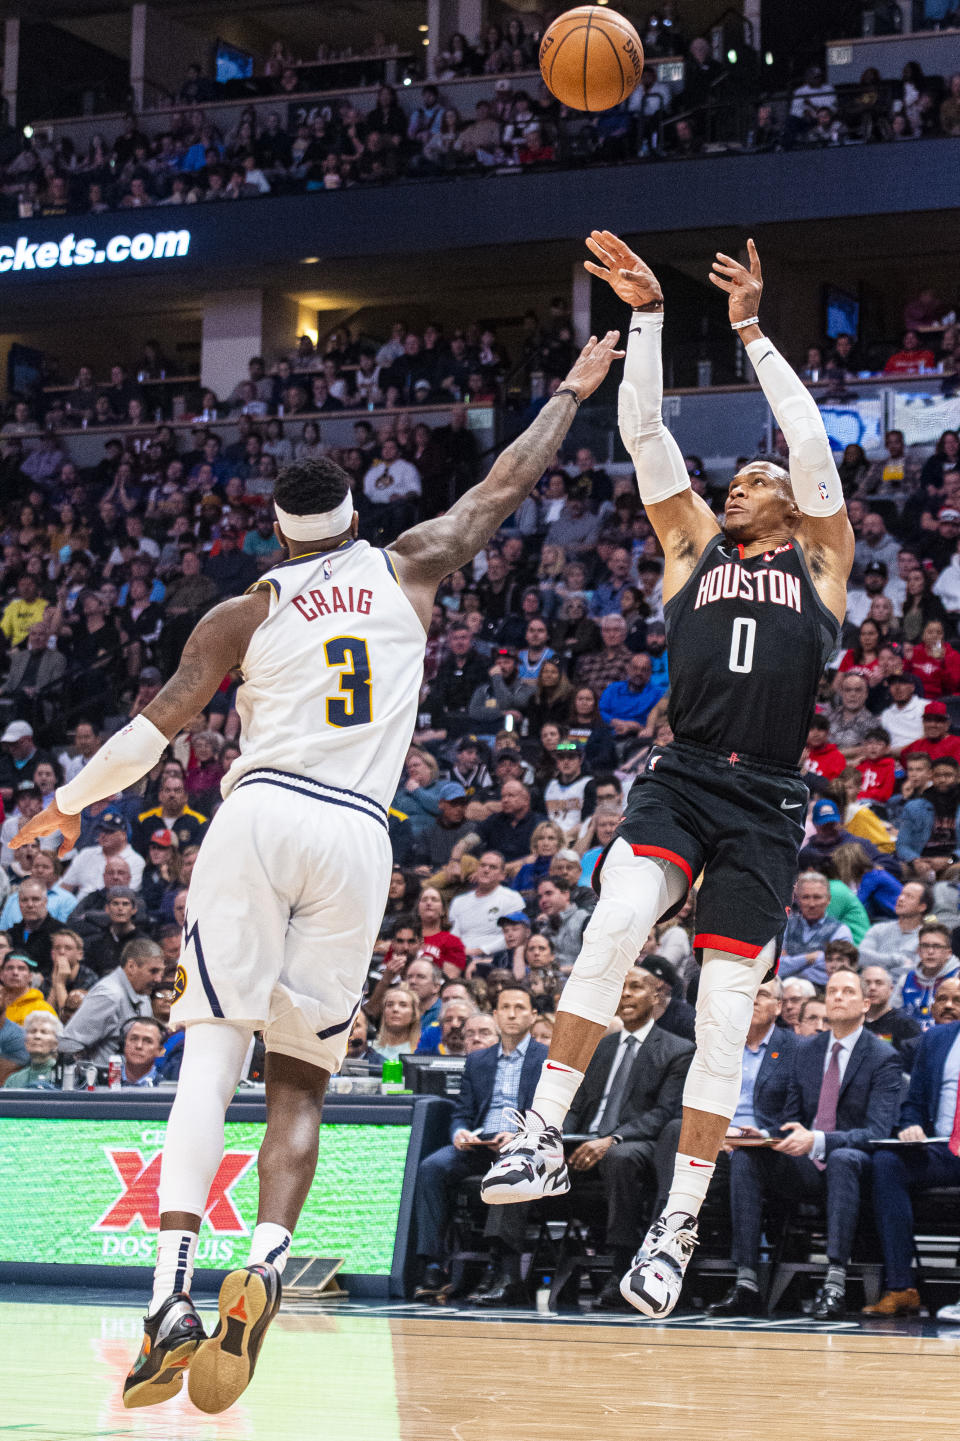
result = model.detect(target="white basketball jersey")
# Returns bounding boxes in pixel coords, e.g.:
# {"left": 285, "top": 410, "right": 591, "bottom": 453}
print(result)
{"left": 224, "top": 539, "right": 424, "bottom": 809}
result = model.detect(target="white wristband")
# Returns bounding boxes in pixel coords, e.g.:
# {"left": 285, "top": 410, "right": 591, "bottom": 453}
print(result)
{"left": 55, "top": 713, "right": 169, "bottom": 816}
{"left": 731, "top": 316, "right": 760, "bottom": 331}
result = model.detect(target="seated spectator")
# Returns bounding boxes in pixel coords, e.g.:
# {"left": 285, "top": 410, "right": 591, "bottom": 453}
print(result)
{"left": 893, "top": 922, "right": 960, "bottom": 1028}
{"left": 905, "top": 620, "right": 960, "bottom": 700}
{"left": 903, "top": 703, "right": 960, "bottom": 766}
{"left": 798, "top": 799, "right": 883, "bottom": 873}
{"left": 862, "top": 965, "right": 922, "bottom": 1058}
{"left": 45, "top": 929, "right": 98, "bottom": 1018}
{"left": 61, "top": 810, "right": 145, "bottom": 899}
{"left": 564, "top": 966, "right": 694, "bottom": 1308}
{"left": 598, "top": 652, "right": 667, "bottom": 744}
{"left": 858, "top": 880, "right": 930, "bottom": 979}
{"left": 412, "top": 984, "right": 545, "bottom": 1306}
{"left": 492, "top": 911, "right": 533, "bottom": 975}
{"left": 865, "top": 1008, "right": 960, "bottom": 1317}
{"left": 363, "top": 438, "right": 421, "bottom": 542}
{"left": 400, "top": 957, "right": 444, "bottom": 1031}
{"left": 2, "top": 1008, "right": 62, "bottom": 1089}
{"left": 534, "top": 875, "right": 588, "bottom": 973}
{"left": 78, "top": 887, "right": 150, "bottom": 976}
{"left": 118, "top": 1015, "right": 165, "bottom": 1086}
{"left": 514, "top": 822, "right": 565, "bottom": 895}
{"left": 828, "top": 674, "right": 874, "bottom": 759}
{"left": 343, "top": 1011, "right": 386, "bottom": 1067}
{"left": 449, "top": 852, "right": 525, "bottom": 958}
{"left": 73, "top": 856, "right": 145, "bottom": 926}
{"left": 467, "top": 646, "right": 531, "bottom": 733}
{"left": 543, "top": 741, "right": 590, "bottom": 842}
{"left": 476, "top": 782, "right": 544, "bottom": 869}
{"left": 884, "top": 330, "right": 937, "bottom": 376}
{"left": 780, "top": 871, "right": 854, "bottom": 987}
{"left": 0, "top": 851, "right": 76, "bottom": 928}
{"left": 133, "top": 772, "right": 207, "bottom": 855}
{"left": 0, "top": 949, "right": 57, "bottom": 1026}
{"left": 714, "top": 970, "right": 899, "bottom": 1320}
{"left": 803, "top": 715, "right": 847, "bottom": 781}
{"left": 0, "top": 722, "right": 53, "bottom": 807}
{"left": 880, "top": 672, "right": 927, "bottom": 757}
{"left": 856, "top": 728, "right": 896, "bottom": 806}
{"left": 427, "top": 624, "right": 490, "bottom": 738}
{"left": 896, "top": 756, "right": 960, "bottom": 880}
{"left": 579, "top": 805, "right": 625, "bottom": 887}
{"left": 59, "top": 937, "right": 164, "bottom": 1065}
{"left": 6, "top": 880, "right": 66, "bottom": 977}
{"left": 415, "top": 995, "right": 477, "bottom": 1056}
{"left": 415, "top": 887, "right": 468, "bottom": 978}
{"left": 780, "top": 977, "right": 817, "bottom": 1030}
{"left": 796, "top": 1000, "right": 827, "bottom": 1039}
{"left": 0, "top": 978, "right": 30, "bottom": 1083}
{"left": 640, "top": 954, "right": 696, "bottom": 1043}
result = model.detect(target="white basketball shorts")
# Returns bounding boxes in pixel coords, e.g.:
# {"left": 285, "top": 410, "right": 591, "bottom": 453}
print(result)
{"left": 172, "top": 767, "right": 393, "bottom": 1073}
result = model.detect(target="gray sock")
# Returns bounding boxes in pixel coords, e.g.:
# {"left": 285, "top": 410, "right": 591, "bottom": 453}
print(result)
{"left": 825, "top": 1265, "right": 846, "bottom": 1293}
{"left": 736, "top": 1266, "right": 759, "bottom": 1292}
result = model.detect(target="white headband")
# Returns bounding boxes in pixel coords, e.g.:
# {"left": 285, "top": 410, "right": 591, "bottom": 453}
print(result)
{"left": 274, "top": 494, "right": 354, "bottom": 541}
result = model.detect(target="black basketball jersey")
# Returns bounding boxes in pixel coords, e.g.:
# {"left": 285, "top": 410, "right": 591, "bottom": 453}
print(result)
{"left": 664, "top": 534, "right": 840, "bottom": 768}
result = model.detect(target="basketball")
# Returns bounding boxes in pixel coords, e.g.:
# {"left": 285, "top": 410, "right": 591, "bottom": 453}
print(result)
{"left": 539, "top": 5, "right": 644, "bottom": 112}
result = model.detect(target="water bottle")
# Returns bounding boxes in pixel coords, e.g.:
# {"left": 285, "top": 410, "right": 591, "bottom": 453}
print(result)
{"left": 381, "top": 1058, "right": 404, "bottom": 1093}
{"left": 108, "top": 1054, "right": 123, "bottom": 1089}
{"left": 61, "top": 1061, "right": 76, "bottom": 1091}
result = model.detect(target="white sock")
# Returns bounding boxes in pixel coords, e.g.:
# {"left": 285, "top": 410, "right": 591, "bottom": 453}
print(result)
{"left": 664, "top": 1152, "right": 716, "bottom": 1221}
{"left": 248, "top": 1222, "right": 292, "bottom": 1275}
{"left": 529, "top": 1061, "right": 584, "bottom": 1132}
{"left": 150, "top": 1231, "right": 198, "bottom": 1315}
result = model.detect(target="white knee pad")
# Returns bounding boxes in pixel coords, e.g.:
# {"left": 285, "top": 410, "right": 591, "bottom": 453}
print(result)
{"left": 683, "top": 943, "right": 776, "bottom": 1121}
{"left": 558, "top": 839, "right": 688, "bottom": 1026}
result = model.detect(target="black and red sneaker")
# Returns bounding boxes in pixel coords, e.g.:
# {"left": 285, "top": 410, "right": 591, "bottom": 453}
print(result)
{"left": 188, "top": 1263, "right": 282, "bottom": 1414}
{"left": 122, "top": 1293, "right": 205, "bottom": 1409}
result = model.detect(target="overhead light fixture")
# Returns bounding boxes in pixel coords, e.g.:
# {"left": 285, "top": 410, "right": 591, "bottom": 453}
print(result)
{"left": 23, "top": 124, "right": 33, "bottom": 139}
{"left": 765, "top": 50, "right": 774, "bottom": 65}
{"left": 422, "top": 38, "right": 429, "bottom": 45}
{"left": 301, "top": 256, "right": 320, "bottom": 265}
{"left": 403, "top": 74, "right": 412, "bottom": 85}
{"left": 727, "top": 49, "right": 737, "bottom": 64}
{"left": 418, "top": 23, "right": 428, "bottom": 32}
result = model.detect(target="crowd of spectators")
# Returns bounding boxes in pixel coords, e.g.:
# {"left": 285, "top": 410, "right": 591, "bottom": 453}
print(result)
{"left": 4, "top": 25, "right": 958, "bottom": 221}
{"left": 2, "top": 302, "right": 960, "bottom": 1312}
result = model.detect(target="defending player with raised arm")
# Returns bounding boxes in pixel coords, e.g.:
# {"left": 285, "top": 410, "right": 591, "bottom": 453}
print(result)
{"left": 11, "top": 329, "right": 622, "bottom": 1414}
{"left": 483, "top": 231, "right": 854, "bottom": 1322}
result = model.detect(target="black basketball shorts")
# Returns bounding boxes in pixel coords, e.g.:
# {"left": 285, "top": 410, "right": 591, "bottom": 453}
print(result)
{"left": 605, "top": 739, "right": 808, "bottom": 963}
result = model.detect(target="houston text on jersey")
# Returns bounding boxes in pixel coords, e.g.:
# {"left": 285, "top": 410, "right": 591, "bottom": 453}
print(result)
{"left": 693, "top": 561, "right": 802, "bottom": 614}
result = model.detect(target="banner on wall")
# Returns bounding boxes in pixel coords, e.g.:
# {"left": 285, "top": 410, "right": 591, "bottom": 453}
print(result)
{"left": 818, "top": 396, "right": 885, "bottom": 454}
{"left": 891, "top": 390, "right": 960, "bottom": 448}
{"left": 0, "top": 1117, "right": 409, "bottom": 1272}
{"left": 0, "top": 228, "right": 191, "bottom": 278}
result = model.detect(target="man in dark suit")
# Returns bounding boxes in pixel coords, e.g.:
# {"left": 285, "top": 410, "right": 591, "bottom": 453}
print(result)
{"left": 864, "top": 1014, "right": 960, "bottom": 1318}
{"left": 707, "top": 976, "right": 800, "bottom": 1314}
{"left": 564, "top": 966, "right": 693, "bottom": 1308}
{"left": 413, "top": 983, "right": 547, "bottom": 1306}
{"left": 709, "top": 969, "right": 901, "bottom": 1320}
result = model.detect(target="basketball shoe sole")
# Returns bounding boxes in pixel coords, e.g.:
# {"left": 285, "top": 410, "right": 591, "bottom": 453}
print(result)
{"left": 187, "top": 1263, "right": 281, "bottom": 1414}
{"left": 122, "top": 1293, "right": 205, "bottom": 1409}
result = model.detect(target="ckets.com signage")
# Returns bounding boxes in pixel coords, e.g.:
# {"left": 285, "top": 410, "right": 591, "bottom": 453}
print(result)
{"left": 0, "top": 227, "right": 190, "bottom": 276}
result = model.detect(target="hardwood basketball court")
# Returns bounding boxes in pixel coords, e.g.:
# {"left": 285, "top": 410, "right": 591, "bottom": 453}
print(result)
{"left": 7, "top": 1292, "right": 959, "bottom": 1441}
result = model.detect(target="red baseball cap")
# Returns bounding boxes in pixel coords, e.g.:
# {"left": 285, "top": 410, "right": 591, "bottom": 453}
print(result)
{"left": 149, "top": 828, "right": 178, "bottom": 848}
{"left": 924, "top": 702, "right": 948, "bottom": 718}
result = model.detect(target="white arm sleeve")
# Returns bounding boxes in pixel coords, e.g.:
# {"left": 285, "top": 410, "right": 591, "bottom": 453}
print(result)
{"left": 55, "top": 714, "right": 168, "bottom": 816}
{"left": 745, "top": 336, "right": 844, "bottom": 517}
{"left": 618, "top": 312, "right": 691, "bottom": 506}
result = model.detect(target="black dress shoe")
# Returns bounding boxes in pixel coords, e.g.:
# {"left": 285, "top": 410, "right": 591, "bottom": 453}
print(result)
{"left": 594, "top": 1276, "right": 631, "bottom": 1311}
{"left": 811, "top": 1286, "right": 846, "bottom": 1321}
{"left": 414, "top": 1262, "right": 448, "bottom": 1299}
{"left": 706, "top": 1284, "right": 761, "bottom": 1318}
{"left": 469, "top": 1279, "right": 528, "bottom": 1307}
{"left": 465, "top": 1267, "right": 499, "bottom": 1303}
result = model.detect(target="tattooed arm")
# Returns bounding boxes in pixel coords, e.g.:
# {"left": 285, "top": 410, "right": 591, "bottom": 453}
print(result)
{"left": 389, "top": 332, "right": 624, "bottom": 630}
{"left": 10, "top": 592, "right": 268, "bottom": 857}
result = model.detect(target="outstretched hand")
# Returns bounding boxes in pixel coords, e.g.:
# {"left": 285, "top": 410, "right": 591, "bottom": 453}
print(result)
{"left": 584, "top": 230, "right": 663, "bottom": 311}
{"left": 709, "top": 238, "right": 763, "bottom": 325}
{"left": 562, "top": 329, "right": 626, "bottom": 401}
{"left": 9, "top": 801, "right": 80, "bottom": 859}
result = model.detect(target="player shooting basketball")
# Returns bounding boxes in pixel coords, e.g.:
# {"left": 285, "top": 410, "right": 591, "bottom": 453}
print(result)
{"left": 483, "top": 232, "right": 855, "bottom": 1318}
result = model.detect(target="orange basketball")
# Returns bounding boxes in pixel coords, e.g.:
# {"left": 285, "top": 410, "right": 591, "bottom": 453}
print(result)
{"left": 539, "top": 6, "right": 644, "bottom": 112}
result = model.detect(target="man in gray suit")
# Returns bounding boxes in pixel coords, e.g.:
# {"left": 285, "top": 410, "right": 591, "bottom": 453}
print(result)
{"left": 564, "top": 965, "right": 694, "bottom": 1309}
{"left": 1, "top": 623, "right": 66, "bottom": 726}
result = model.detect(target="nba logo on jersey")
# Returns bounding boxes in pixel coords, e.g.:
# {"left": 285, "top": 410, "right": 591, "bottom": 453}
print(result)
{"left": 818, "top": 480, "right": 830, "bottom": 502}
{"left": 321, "top": 559, "right": 333, "bottom": 581}
{"left": 647, "top": 753, "right": 661, "bottom": 771}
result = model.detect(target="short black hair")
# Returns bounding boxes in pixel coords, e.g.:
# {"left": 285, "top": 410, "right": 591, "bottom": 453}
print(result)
{"left": 864, "top": 727, "right": 890, "bottom": 744}
{"left": 933, "top": 755, "right": 960, "bottom": 771}
{"left": 273, "top": 457, "right": 351, "bottom": 517}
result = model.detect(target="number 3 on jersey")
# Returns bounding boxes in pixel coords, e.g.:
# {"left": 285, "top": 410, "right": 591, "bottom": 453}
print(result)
{"left": 325, "top": 636, "right": 372, "bottom": 726}
{"left": 728, "top": 616, "right": 756, "bottom": 675}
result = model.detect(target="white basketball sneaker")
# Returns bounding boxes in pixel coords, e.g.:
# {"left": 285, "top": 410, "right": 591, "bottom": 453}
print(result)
{"left": 619, "top": 1212, "right": 699, "bottom": 1318}
{"left": 480, "top": 1110, "right": 570, "bottom": 1204}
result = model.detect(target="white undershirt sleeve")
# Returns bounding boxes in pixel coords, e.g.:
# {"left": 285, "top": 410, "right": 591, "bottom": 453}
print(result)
{"left": 745, "top": 336, "right": 844, "bottom": 517}
{"left": 618, "top": 312, "right": 691, "bottom": 506}
{"left": 55, "top": 713, "right": 169, "bottom": 815}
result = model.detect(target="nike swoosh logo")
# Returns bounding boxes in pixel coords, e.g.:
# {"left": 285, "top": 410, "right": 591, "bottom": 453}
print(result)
{"left": 689, "top": 1160, "right": 713, "bottom": 1168}
{"left": 781, "top": 800, "right": 802, "bottom": 810}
